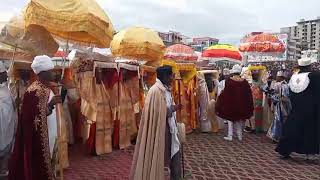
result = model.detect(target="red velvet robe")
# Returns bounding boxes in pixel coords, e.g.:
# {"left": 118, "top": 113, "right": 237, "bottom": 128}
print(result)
{"left": 9, "top": 80, "right": 54, "bottom": 180}
{"left": 216, "top": 78, "right": 254, "bottom": 122}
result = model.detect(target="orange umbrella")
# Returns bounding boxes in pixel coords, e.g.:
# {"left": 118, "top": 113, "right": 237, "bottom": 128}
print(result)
{"left": 24, "top": 0, "right": 114, "bottom": 48}
{"left": 239, "top": 33, "right": 285, "bottom": 54}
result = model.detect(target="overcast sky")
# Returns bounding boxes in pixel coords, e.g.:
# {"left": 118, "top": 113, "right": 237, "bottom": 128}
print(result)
{"left": 1, "top": 0, "right": 319, "bottom": 45}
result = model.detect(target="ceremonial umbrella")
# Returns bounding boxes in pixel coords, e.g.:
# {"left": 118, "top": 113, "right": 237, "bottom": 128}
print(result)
{"left": 164, "top": 44, "right": 198, "bottom": 61}
{"left": 24, "top": 0, "right": 114, "bottom": 48}
{"left": 201, "top": 44, "right": 242, "bottom": 63}
{"left": 111, "top": 27, "right": 165, "bottom": 62}
{"left": 0, "top": 13, "right": 59, "bottom": 57}
{"left": 239, "top": 33, "right": 285, "bottom": 54}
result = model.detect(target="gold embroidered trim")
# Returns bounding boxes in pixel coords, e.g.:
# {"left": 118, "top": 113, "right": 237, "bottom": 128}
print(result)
{"left": 26, "top": 81, "right": 54, "bottom": 179}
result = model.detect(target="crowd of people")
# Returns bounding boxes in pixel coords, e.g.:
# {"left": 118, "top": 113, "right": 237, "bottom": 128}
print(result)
{"left": 214, "top": 58, "right": 319, "bottom": 159}
{"left": 131, "top": 57, "right": 320, "bottom": 179}
{"left": 0, "top": 55, "right": 319, "bottom": 180}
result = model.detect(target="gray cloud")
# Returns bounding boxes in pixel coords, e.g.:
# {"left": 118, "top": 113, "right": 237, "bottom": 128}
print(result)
{"left": 1, "top": 0, "right": 319, "bottom": 45}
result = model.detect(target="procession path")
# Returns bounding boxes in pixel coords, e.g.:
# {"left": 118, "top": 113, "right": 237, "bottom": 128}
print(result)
{"left": 64, "top": 131, "right": 320, "bottom": 180}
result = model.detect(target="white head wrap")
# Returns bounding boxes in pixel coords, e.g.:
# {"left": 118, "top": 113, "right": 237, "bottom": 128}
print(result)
{"left": 230, "top": 64, "right": 242, "bottom": 74}
{"left": 277, "top": 71, "right": 284, "bottom": 77}
{"left": 31, "top": 55, "right": 54, "bottom": 74}
{"left": 223, "top": 68, "right": 230, "bottom": 76}
{"left": 0, "top": 61, "right": 6, "bottom": 73}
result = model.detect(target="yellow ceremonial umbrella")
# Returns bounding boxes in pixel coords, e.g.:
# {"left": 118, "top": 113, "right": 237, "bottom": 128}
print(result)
{"left": 0, "top": 13, "right": 59, "bottom": 57}
{"left": 24, "top": 0, "right": 114, "bottom": 48}
{"left": 111, "top": 27, "right": 165, "bottom": 61}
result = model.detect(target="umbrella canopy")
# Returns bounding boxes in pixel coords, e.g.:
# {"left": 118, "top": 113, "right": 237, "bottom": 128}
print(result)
{"left": 164, "top": 44, "right": 198, "bottom": 61}
{"left": 201, "top": 44, "right": 242, "bottom": 63}
{"left": 239, "top": 33, "right": 285, "bottom": 54}
{"left": 0, "top": 43, "right": 34, "bottom": 62}
{"left": 0, "top": 14, "right": 59, "bottom": 57}
{"left": 111, "top": 27, "right": 165, "bottom": 61}
{"left": 24, "top": 0, "right": 114, "bottom": 48}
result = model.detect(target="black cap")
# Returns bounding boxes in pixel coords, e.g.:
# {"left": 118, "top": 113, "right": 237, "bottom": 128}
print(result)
{"left": 156, "top": 65, "right": 173, "bottom": 81}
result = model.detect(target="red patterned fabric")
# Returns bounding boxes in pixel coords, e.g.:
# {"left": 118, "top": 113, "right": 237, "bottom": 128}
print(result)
{"left": 239, "top": 33, "right": 286, "bottom": 53}
{"left": 202, "top": 49, "right": 242, "bottom": 61}
{"left": 54, "top": 50, "right": 65, "bottom": 57}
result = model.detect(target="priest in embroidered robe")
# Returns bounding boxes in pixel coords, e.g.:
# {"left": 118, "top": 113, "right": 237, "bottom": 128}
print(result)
{"left": 9, "top": 55, "right": 62, "bottom": 180}
{"left": 0, "top": 61, "right": 17, "bottom": 177}
{"left": 276, "top": 58, "right": 320, "bottom": 159}
{"left": 130, "top": 66, "right": 182, "bottom": 180}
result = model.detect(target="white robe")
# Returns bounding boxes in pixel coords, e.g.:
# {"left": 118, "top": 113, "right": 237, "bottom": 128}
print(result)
{"left": 47, "top": 91, "right": 57, "bottom": 157}
{"left": 216, "top": 80, "right": 226, "bottom": 129}
{"left": 157, "top": 79, "right": 180, "bottom": 158}
{"left": 0, "top": 82, "right": 17, "bottom": 152}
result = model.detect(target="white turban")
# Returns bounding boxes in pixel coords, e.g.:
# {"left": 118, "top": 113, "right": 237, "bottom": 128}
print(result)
{"left": 277, "top": 71, "right": 284, "bottom": 77}
{"left": 222, "top": 68, "right": 230, "bottom": 76}
{"left": 230, "top": 64, "right": 242, "bottom": 74}
{"left": 0, "top": 61, "right": 6, "bottom": 73}
{"left": 31, "top": 55, "right": 54, "bottom": 74}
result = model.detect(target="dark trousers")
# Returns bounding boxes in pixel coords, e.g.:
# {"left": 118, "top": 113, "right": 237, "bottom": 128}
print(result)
{"left": 170, "top": 151, "right": 182, "bottom": 180}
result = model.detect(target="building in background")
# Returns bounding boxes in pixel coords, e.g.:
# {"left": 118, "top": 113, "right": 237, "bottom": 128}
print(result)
{"left": 281, "top": 16, "right": 320, "bottom": 60}
{"left": 280, "top": 27, "right": 302, "bottom": 60}
{"left": 189, "top": 37, "right": 219, "bottom": 52}
{"left": 158, "top": 31, "right": 189, "bottom": 46}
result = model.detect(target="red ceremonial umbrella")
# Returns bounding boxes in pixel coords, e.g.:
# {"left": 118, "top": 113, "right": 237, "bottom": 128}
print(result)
{"left": 201, "top": 44, "right": 242, "bottom": 63}
{"left": 164, "top": 44, "right": 198, "bottom": 61}
{"left": 239, "top": 33, "right": 285, "bottom": 54}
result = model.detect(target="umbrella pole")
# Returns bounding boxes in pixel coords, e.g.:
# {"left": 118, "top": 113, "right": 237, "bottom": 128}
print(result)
{"left": 8, "top": 47, "right": 20, "bottom": 114}
{"left": 56, "top": 40, "right": 69, "bottom": 180}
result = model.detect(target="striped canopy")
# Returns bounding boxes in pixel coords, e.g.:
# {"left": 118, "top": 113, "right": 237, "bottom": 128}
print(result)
{"left": 164, "top": 44, "right": 198, "bottom": 61}
{"left": 201, "top": 44, "right": 242, "bottom": 63}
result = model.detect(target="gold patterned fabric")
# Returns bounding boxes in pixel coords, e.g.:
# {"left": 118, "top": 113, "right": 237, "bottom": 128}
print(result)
{"left": 173, "top": 64, "right": 197, "bottom": 133}
{"left": 173, "top": 77, "right": 197, "bottom": 134}
{"left": 94, "top": 84, "right": 113, "bottom": 155}
{"left": 118, "top": 69, "right": 139, "bottom": 149}
{"left": 24, "top": 0, "right": 114, "bottom": 47}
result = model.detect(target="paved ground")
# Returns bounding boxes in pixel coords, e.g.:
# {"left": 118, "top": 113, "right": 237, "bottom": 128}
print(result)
{"left": 64, "top": 131, "right": 320, "bottom": 180}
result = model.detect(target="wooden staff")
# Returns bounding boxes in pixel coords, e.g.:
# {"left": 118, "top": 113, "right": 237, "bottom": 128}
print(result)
{"left": 52, "top": 84, "right": 64, "bottom": 180}
{"left": 176, "top": 77, "right": 185, "bottom": 178}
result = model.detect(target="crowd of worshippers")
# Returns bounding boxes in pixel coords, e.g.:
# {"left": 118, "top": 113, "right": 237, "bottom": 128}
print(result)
{"left": 213, "top": 58, "right": 319, "bottom": 160}
{"left": 0, "top": 55, "right": 319, "bottom": 180}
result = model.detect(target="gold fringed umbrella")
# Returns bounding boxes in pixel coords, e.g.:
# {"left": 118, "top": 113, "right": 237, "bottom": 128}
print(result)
{"left": 0, "top": 13, "right": 59, "bottom": 57}
{"left": 24, "top": 0, "right": 114, "bottom": 48}
{"left": 111, "top": 27, "right": 165, "bottom": 61}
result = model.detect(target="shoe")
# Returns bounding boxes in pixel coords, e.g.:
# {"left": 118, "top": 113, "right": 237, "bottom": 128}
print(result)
{"left": 279, "top": 154, "right": 291, "bottom": 160}
{"left": 0, "top": 171, "right": 8, "bottom": 177}
{"left": 224, "top": 136, "right": 233, "bottom": 141}
{"left": 244, "top": 127, "right": 252, "bottom": 133}
{"left": 238, "top": 135, "right": 243, "bottom": 141}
